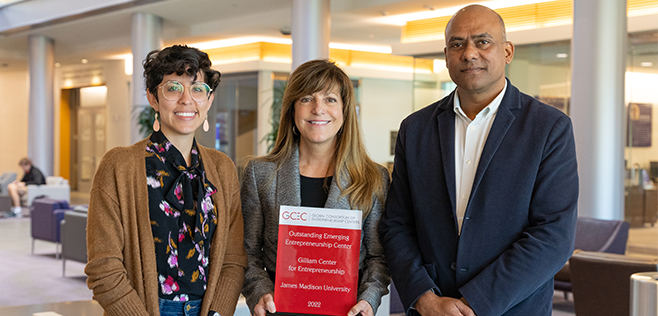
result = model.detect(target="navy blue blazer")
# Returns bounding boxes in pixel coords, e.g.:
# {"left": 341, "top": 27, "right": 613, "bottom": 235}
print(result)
{"left": 379, "top": 80, "right": 578, "bottom": 316}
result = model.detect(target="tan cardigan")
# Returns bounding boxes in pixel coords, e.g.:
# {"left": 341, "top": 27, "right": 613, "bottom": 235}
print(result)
{"left": 85, "top": 138, "right": 247, "bottom": 316}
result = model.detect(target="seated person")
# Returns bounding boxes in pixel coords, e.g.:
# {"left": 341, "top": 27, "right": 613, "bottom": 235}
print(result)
{"left": 7, "top": 157, "right": 45, "bottom": 216}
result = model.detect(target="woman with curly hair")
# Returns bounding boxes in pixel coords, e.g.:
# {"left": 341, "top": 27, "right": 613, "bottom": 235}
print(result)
{"left": 85, "top": 45, "right": 247, "bottom": 316}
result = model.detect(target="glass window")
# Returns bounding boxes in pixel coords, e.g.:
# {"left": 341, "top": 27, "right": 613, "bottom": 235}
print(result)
{"left": 624, "top": 30, "right": 658, "bottom": 227}
{"left": 507, "top": 40, "right": 572, "bottom": 114}
{"left": 196, "top": 72, "right": 258, "bottom": 175}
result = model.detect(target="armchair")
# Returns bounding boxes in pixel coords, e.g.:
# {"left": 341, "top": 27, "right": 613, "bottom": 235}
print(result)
{"left": 31, "top": 198, "right": 71, "bottom": 258}
{"left": 389, "top": 280, "right": 404, "bottom": 315}
{"left": 60, "top": 207, "right": 88, "bottom": 277}
{"left": 554, "top": 217, "right": 630, "bottom": 299}
{"left": 570, "top": 250, "right": 658, "bottom": 316}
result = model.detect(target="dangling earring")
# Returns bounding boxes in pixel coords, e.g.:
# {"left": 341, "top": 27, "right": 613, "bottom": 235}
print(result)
{"left": 203, "top": 117, "right": 209, "bottom": 132}
{"left": 153, "top": 112, "right": 160, "bottom": 132}
{"left": 292, "top": 125, "right": 299, "bottom": 135}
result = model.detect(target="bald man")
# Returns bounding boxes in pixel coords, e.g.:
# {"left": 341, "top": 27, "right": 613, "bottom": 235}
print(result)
{"left": 380, "top": 5, "right": 578, "bottom": 316}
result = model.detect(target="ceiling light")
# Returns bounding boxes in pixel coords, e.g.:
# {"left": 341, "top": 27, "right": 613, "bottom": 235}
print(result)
{"left": 374, "top": 0, "right": 558, "bottom": 26}
{"left": 124, "top": 55, "right": 133, "bottom": 75}
{"left": 54, "top": 63, "right": 61, "bottom": 67}
{"left": 556, "top": 53, "right": 568, "bottom": 58}
{"left": 191, "top": 36, "right": 292, "bottom": 50}
{"left": 191, "top": 36, "right": 392, "bottom": 54}
{"left": 81, "top": 59, "right": 88, "bottom": 64}
{"left": 329, "top": 43, "right": 392, "bottom": 54}
{"left": 628, "top": 1, "right": 658, "bottom": 17}
{"left": 640, "top": 62, "right": 654, "bottom": 67}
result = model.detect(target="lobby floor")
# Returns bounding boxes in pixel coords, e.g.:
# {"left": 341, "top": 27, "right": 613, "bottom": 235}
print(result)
{"left": 0, "top": 191, "right": 654, "bottom": 315}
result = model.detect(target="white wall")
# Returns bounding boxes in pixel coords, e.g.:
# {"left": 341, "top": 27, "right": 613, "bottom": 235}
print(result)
{"left": 0, "top": 69, "right": 29, "bottom": 175}
{"left": 359, "top": 78, "right": 414, "bottom": 166}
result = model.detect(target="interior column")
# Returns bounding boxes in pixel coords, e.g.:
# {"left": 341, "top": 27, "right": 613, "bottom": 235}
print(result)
{"left": 131, "top": 12, "right": 163, "bottom": 143}
{"left": 291, "top": 0, "right": 330, "bottom": 70}
{"left": 28, "top": 35, "right": 55, "bottom": 176}
{"left": 570, "top": 0, "right": 627, "bottom": 220}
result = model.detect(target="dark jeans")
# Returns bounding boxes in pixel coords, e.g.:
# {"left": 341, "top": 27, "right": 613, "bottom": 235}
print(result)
{"left": 159, "top": 298, "right": 202, "bottom": 316}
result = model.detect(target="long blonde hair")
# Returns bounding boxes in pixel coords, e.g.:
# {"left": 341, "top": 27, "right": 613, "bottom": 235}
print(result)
{"left": 265, "top": 59, "right": 385, "bottom": 217}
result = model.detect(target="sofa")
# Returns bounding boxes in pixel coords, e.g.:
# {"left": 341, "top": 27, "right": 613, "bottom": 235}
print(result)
{"left": 60, "top": 206, "right": 88, "bottom": 277}
{"left": 0, "top": 172, "right": 17, "bottom": 196}
{"left": 26, "top": 176, "right": 70, "bottom": 207}
{"left": 0, "top": 172, "right": 17, "bottom": 214}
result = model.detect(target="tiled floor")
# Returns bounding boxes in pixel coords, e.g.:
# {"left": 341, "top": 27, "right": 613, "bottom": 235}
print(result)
{"left": 628, "top": 223, "right": 658, "bottom": 256}
{"left": 0, "top": 217, "right": 93, "bottom": 308}
{"left": 0, "top": 300, "right": 103, "bottom": 315}
{"left": 552, "top": 292, "right": 576, "bottom": 316}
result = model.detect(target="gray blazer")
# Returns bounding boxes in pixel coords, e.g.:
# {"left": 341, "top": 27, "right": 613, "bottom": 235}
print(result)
{"left": 241, "top": 146, "right": 391, "bottom": 314}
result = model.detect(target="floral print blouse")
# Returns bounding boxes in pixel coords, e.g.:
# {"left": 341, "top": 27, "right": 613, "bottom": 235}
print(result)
{"left": 145, "top": 131, "right": 218, "bottom": 301}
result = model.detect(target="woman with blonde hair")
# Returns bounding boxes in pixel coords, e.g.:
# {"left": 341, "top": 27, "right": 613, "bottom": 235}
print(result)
{"left": 241, "top": 59, "right": 390, "bottom": 316}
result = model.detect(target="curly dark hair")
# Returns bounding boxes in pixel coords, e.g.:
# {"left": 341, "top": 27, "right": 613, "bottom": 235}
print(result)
{"left": 143, "top": 45, "right": 221, "bottom": 101}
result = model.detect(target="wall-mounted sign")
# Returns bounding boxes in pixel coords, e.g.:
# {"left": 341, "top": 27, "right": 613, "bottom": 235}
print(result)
{"left": 627, "top": 103, "right": 652, "bottom": 147}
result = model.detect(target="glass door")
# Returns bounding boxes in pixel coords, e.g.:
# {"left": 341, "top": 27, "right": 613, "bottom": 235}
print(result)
{"left": 71, "top": 86, "right": 107, "bottom": 193}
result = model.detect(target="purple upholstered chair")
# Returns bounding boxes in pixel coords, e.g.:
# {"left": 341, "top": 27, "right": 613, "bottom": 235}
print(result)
{"left": 554, "top": 217, "right": 630, "bottom": 299}
{"left": 31, "top": 198, "right": 71, "bottom": 259}
{"left": 61, "top": 207, "right": 88, "bottom": 276}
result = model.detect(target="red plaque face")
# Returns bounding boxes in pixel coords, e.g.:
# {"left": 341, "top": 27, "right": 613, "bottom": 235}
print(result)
{"left": 274, "top": 206, "right": 362, "bottom": 316}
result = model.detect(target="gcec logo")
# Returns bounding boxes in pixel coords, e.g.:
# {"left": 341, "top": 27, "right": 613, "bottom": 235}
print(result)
{"left": 282, "top": 211, "right": 308, "bottom": 221}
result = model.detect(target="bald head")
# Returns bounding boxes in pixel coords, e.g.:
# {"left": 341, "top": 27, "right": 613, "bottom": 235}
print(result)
{"left": 446, "top": 5, "right": 507, "bottom": 42}
{"left": 442, "top": 4, "right": 514, "bottom": 107}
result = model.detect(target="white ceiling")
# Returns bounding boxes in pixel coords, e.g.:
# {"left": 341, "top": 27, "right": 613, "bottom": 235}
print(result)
{"left": 0, "top": 0, "right": 655, "bottom": 72}
{"left": 0, "top": 0, "right": 478, "bottom": 69}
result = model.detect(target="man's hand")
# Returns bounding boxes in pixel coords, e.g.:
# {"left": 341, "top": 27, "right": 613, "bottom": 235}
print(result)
{"left": 253, "top": 293, "right": 276, "bottom": 316}
{"left": 415, "top": 290, "right": 475, "bottom": 316}
{"left": 348, "top": 300, "right": 374, "bottom": 316}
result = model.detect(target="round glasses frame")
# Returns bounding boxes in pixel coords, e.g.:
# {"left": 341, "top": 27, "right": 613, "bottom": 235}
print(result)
{"left": 159, "top": 80, "right": 213, "bottom": 102}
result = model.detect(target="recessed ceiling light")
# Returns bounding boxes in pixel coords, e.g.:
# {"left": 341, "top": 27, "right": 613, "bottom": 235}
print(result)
{"left": 375, "top": 0, "right": 557, "bottom": 26}
{"left": 556, "top": 53, "right": 568, "bottom": 59}
{"left": 54, "top": 63, "right": 61, "bottom": 67}
{"left": 81, "top": 59, "right": 88, "bottom": 64}
{"left": 640, "top": 62, "right": 653, "bottom": 67}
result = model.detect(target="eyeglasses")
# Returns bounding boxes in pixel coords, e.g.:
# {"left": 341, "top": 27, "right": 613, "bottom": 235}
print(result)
{"left": 160, "top": 80, "right": 212, "bottom": 102}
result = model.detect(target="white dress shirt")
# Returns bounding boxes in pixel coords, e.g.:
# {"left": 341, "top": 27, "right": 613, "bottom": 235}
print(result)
{"left": 454, "top": 81, "right": 507, "bottom": 234}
